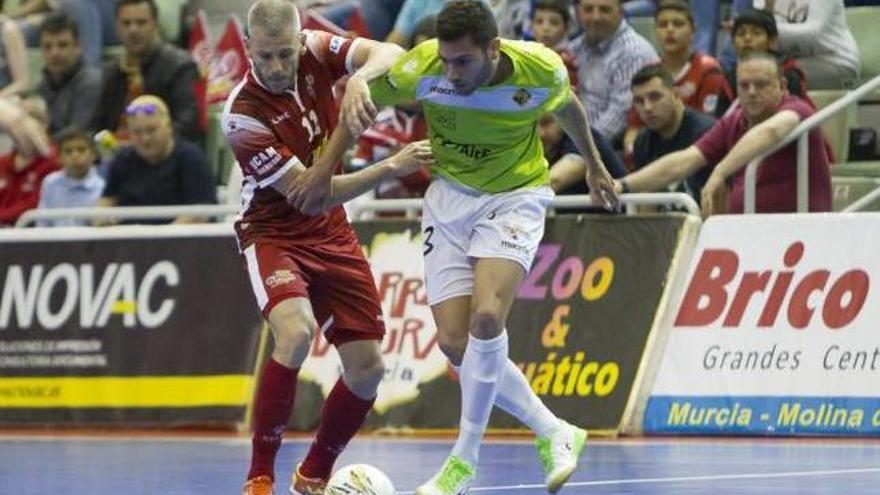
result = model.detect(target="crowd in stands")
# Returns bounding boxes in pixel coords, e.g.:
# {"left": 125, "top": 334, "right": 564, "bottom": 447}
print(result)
{"left": 0, "top": 0, "right": 876, "bottom": 227}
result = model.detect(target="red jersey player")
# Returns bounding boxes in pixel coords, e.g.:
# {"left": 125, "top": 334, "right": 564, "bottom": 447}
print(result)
{"left": 223, "top": 2, "right": 432, "bottom": 494}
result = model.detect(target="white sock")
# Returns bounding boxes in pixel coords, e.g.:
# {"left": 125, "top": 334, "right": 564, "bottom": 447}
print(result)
{"left": 451, "top": 331, "right": 508, "bottom": 467}
{"left": 451, "top": 359, "right": 561, "bottom": 438}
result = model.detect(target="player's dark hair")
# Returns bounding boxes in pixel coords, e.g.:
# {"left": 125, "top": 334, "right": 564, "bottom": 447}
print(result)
{"left": 437, "top": 0, "right": 499, "bottom": 48}
{"left": 631, "top": 64, "right": 675, "bottom": 88}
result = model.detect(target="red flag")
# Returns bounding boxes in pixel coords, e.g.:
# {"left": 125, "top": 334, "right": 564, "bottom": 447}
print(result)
{"left": 207, "top": 16, "right": 248, "bottom": 104}
{"left": 188, "top": 9, "right": 211, "bottom": 130}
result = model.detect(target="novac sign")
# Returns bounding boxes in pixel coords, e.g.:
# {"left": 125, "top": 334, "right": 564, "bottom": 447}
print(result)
{"left": 0, "top": 261, "right": 180, "bottom": 330}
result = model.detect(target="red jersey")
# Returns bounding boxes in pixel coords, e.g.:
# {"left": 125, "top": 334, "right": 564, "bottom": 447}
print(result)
{"left": 0, "top": 151, "right": 59, "bottom": 225}
{"left": 222, "top": 30, "right": 360, "bottom": 247}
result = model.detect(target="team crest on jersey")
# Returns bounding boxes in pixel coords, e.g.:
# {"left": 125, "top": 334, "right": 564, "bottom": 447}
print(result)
{"left": 265, "top": 269, "right": 296, "bottom": 288}
{"left": 512, "top": 88, "right": 532, "bottom": 106}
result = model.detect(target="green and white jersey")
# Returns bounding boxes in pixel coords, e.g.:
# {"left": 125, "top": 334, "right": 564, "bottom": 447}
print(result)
{"left": 370, "top": 39, "right": 571, "bottom": 193}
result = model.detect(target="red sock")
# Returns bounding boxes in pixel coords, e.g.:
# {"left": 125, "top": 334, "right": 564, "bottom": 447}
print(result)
{"left": 248, "top": 359, "right": 299, "bottom": 481}
{"left": 299, "top": 379, "right": 375, "bottom": 480}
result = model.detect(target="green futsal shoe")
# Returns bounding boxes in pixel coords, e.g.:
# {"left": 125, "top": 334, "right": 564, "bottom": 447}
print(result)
{"left": 535, "top": 421, "right": 588, "bottom": 493}
{"left": 415, "top": 455, "right": 476, "bottom": 495}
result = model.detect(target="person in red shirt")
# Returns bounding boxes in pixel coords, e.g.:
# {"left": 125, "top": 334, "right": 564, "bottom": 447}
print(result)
{"left": 0, "top": 147, "right": 58, "bottom": 226}
{"left": 616, "top": 53, "right": 831, "bottom": 215}
{"left": 222, "top": 2, "right": 431, "bottom": 494}
{"left": 0, "top": 95, "right": 59, "bottom": 226}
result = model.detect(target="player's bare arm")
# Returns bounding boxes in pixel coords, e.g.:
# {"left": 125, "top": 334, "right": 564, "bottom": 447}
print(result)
{"left": 552, "top": 90, "right": 620, "bottom": 210}
{"left": 343, "top": 38, "right": 406, "bottom": 136}
{"left": 272, "top": 138, "right": 433, "bottom": 210}
{"left": 286, "top": 119, "right": 357, "bottom": 215}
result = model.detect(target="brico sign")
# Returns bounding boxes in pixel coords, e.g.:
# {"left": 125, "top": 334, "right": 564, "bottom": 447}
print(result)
{"left": 675, "top": 242, "right": 870, "bottom": 330}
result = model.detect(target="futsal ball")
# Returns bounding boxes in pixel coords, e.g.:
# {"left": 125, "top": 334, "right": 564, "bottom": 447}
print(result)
{"left": 325, "top": 464, "right": 396, "bottom": 495}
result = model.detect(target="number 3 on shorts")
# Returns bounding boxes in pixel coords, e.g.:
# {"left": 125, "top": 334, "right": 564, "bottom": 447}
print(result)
{"left": 423, "top": 226, "right": 435, "bottom": 255}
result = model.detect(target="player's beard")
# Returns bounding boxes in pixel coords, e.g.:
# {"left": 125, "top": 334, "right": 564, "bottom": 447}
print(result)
{"left": 255, "top": 64, "right": 297, "bottom": 94}
{"left": 455, "top": 57, "right": 495, "bottom": 96}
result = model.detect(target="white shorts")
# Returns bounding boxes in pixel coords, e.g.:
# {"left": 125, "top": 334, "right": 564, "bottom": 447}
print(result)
{"left": 421, "top": 178, "right": 554, "bottom": 305}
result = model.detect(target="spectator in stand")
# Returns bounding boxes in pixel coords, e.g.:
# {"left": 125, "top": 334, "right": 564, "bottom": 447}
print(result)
{"left": 616, "top": 53, "right": 832, "bottom": 215}
{"left": 623, "top": 0, "right": 723, "bottom": 57}
{"left": 629, "top": 65, "right": 716, "bottom": 206}
{"left": 6, "top": 0, "right": 116, "bottom": 67}
{"left": 726, "top": 8, "right": 814, "bottom": 108}
{"left": 571, "top": 0, "right": 658, "bottom": 142}
{"left": 0, "top": 94, "right": 59, "bottom": 226}
{"left": 766, "top": 0, "right": 860, "bottom": 88}
{"left": 36, "top": 127, "right": 104, "bottom": 227}
{"left": 648, "top": 0, "right": 732, "bottom": 116}
{"left": 92, "top": 0, "right": 201, "bottom": 144}
{"left": 531, "top": 0, "right": 578, "bottom": 87}
{"left": 36, "top": 13, "right": 101, "bottom": 135}
{"left": 0, "top": 13, "right": 30, "bottom": 98}
{"left": 97, "top": 95, "right": 215, "bottom": 225}
{"left": 621, "top": 0, "right": 732, "bottom": 163}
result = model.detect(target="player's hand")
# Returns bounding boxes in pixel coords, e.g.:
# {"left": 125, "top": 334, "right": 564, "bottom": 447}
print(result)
{"left": 585, "top": 165, "right": 621, "bottom": 211}
{"left": 288, "top": 165, "right": 333, "bottom": 216}
{"left": 701, "top": 174, "right": 728, "bottom": 219}
{"left": 387, "top": 140, "right": 434, "bottom": 177}
{"left": 342, "top": 74, "right": 378, "bottom": 137}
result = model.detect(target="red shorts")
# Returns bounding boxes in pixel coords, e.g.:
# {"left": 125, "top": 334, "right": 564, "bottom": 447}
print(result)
{"left": 241, "top": 236, "right": 384, "bottom": 345}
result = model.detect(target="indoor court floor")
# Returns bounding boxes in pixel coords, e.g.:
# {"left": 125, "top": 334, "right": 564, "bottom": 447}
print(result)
{"left": 3, "top": 434, "right": 880, "bottom": 494}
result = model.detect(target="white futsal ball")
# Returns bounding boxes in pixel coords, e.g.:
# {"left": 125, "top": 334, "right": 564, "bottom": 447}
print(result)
{"left": 326, "top": 464, "right": 396, "bottom": 495}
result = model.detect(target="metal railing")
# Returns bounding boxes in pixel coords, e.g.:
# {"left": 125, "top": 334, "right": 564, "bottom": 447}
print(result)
{"left": 15, "top": 192, "right": 700, "bottom": 228}
{"left": 743, "top": 74, "right": 880, "bottom": 213}
{"left": 15, "top": 204, "right": 239, "bottom": 228}
{"left": 347, "top": 192, "right": 701, "bottom": 219}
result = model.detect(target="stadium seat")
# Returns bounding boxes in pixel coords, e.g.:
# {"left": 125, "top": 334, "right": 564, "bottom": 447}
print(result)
{"left": 809, "top": 89, "right": 858, "bottom": 163}
{"left": 845, "top": 6, "right": 880, "bottom": 83}
{"left": 832, "top": 176, "right": 880, "bottom": 211}
{"left": 627, "top": 16, "right": 659, "bottom": 51}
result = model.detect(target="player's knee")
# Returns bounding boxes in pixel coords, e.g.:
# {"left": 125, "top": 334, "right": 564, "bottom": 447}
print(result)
{"left": 469, "top": 307, "right": 504, "bottom": 340}
{"left": 268, "top": 307, "right": 316, "bottom": 367}
{"left": 344, "top": 357, "right": 385, "bottom": 397}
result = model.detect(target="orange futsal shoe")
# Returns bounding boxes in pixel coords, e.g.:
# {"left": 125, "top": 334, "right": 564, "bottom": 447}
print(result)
{"left": 289, "top": 463, "right": 327, "bottom": 495}
{"left": 242, "top": 475, "right": 274, "bottom": 495}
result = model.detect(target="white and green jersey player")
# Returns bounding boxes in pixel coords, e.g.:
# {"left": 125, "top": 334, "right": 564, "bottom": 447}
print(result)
{"left": 371, "top": 37, "right": 569, "bottom": 193}
{"left": 359, "top": 3, "right": 619, "bottom": 495}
